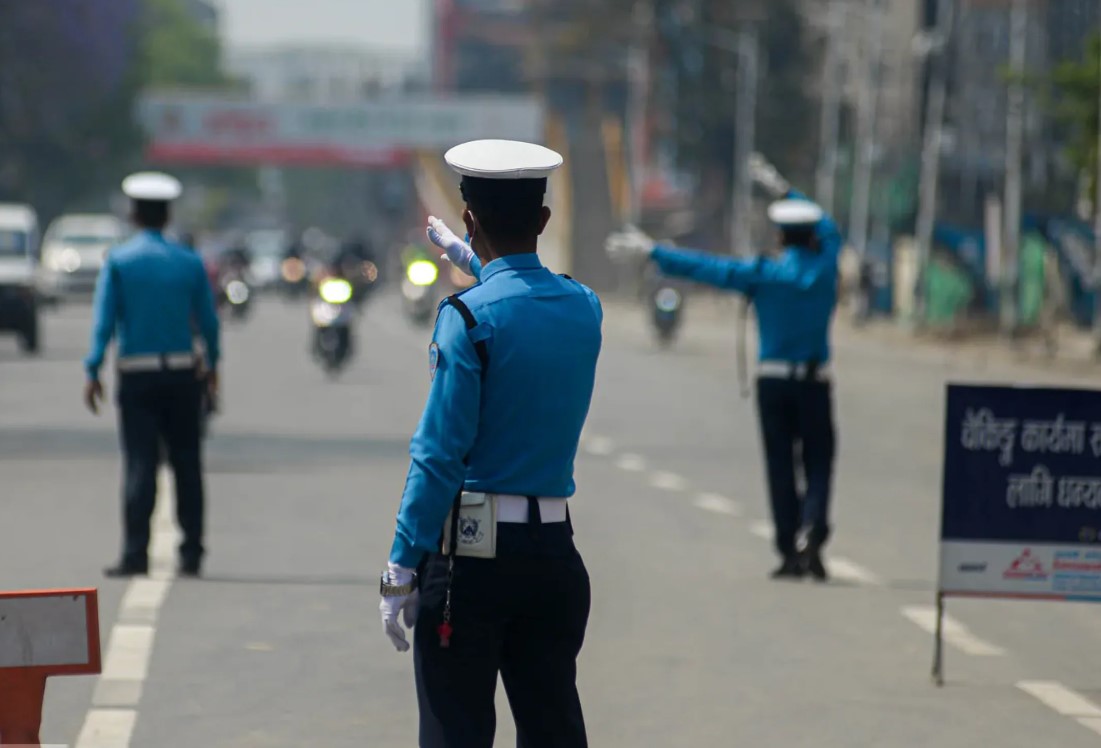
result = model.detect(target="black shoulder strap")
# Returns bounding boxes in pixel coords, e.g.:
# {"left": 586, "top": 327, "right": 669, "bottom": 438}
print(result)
{"left": 444, "top": 295, "right": 489, "bottom": 372}
{"left": 560, "top": 274, "right": 573, "bottom": 280}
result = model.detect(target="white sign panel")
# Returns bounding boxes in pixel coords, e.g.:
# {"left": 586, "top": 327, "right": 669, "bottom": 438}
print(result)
{"left": 138, "top": 93, "right": 545, "bottom": 167}
{"left": 0, "top": 595, "right": 90, "bottom": 668}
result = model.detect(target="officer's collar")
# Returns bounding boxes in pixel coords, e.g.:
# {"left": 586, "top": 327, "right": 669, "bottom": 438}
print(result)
{"left": 479, "top": 252, "right": 543, "bottom": 281}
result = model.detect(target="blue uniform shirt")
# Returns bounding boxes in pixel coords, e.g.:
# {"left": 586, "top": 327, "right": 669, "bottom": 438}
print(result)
{"left": 650, "top": 190, "right": 841, "bottom": 364}
{"left": 390, "top": 252, "right": 603, "bottom": 568}
{"left": 84, "top": 229, "right": 220, "bottom": 379}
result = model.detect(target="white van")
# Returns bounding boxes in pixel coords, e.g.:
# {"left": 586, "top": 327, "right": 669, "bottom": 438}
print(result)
{"left": 0, "top": 203, "right": 41, "bottom": 352}
{"left": 39, "top": 213, "right": 126, "bottom": 300}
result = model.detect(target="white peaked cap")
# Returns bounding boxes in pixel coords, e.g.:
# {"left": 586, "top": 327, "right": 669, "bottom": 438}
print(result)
{"left": 767, "top": 199, "right": 824, "bottom": 226}
{"left": 122, "top": 171, "right": 182, "bottom": 201}
{"left": 444, "top": 140, "right": 563, "bottom": 180}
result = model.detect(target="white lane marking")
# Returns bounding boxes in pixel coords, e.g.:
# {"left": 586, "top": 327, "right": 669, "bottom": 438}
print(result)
{"left": 901, "top": 605, "right": 1005, "bottom": 656}
{"left": 649, "top": 471, "right": 689, "bottom": 492}
{"left": 77, "top": 469, "right": 177, "bottom": 747}
{"left": 749, "top": 520, "right": 773, "bottom": 540}
{"left": 1076, "top": 717, "right": 1101, "bottom": 736}
{"left": 829, "top": 557, "right": 883, "bottom": 586}
{"left": 1017, "top": 681, "right": 1101, "bottom": 718}
{"left": 583, "top": 436, "right": 615, "bottom": 457}
{"left": 693, "top": 493, "right": 741, "bottom": 516}
{"left": 615, "top": 453, "right": 646, "bottom": 472}
{"left": 100, "top": 625, "right": 155, "bottom": 681}
{"left": 74, "top": 709, "right": 138, "bottom": 748}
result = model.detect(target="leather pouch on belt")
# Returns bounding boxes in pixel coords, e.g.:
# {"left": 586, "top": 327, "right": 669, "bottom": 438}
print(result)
{"left": 442, "top": 492, "right": 497, "bottom": 559}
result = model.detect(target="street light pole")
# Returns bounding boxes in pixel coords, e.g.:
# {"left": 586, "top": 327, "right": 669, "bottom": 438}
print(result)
{"left": 732, "top": 26, "right": 759, "bottom": 255}
{"left": 816, "top": 0, "right": 844, "bottom": 215}
{"left": 848, "top": 0, "right": 884, "bottom": 261}
{"left": 627, "top": 0, "right": 652, "bottom": 228}
{"left": 913, "top": 0, "right": 956, "bottom": 324}
{"left": 1092, "top": 35, "right": 1101, "bottom": 353}
{"left": 1001, "top": 0, "right": 1026, "bottom": 337}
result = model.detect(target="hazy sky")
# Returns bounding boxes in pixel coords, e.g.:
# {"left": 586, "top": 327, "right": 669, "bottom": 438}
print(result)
{"left": 218, "top": 0, "right": 428, "bottom": 52}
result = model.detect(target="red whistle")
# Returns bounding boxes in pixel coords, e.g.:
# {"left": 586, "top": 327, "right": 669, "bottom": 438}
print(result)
{"left": 437, "top": 621, "right": 453, "bottom": 648}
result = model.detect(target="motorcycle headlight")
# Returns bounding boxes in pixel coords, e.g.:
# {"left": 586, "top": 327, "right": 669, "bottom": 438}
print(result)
{"left": 406, "top": 260, "right": 438, "bottom": 287}
{"left": 319, "top": 278, "right": 353, "bottom": 304}
{"left": 226, "top": 280, "right": 250, "bottom": 304}
{"left": 655, "top": 288, "right": 682, "bottom": 312}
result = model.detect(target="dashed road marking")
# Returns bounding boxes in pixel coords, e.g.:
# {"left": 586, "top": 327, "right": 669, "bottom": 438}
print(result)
{"left": 901, "top": 605, "right": 1005, "bottom": 656}
{"left": 829, "top": 557, "right": 883, "bottom": 586}
{"left": 77, "top": 469, "right": 178, "bottom": 748}
{"left": 749, "top": 520, "right": 773, "bottom": 540}
{"left": 583, "top": 436, "right": 615, "bottom": 457}
{"left": 1017, "top": 681, "right": 1101, "bottom": 718}
{"left": 615, "top": 453, "right": 646, "bottom": 472}
{"left": 693, "top": 493, "right": 741, "bottom": 516}
{"left": 649, "top": 471, "right": 689, "bottom": 492}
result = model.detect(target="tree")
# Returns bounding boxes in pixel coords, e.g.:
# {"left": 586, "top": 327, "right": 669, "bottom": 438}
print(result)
{"left": 1049, "top": 33, "right": 1101, "bottom": 213}
{"left": 140, "top": 0, "right": 235, "bottom": 89}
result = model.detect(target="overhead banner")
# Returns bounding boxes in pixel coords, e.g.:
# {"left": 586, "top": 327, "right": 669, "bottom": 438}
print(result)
{"left": 939, "top": 384, "right": 1101, "bottom": 602}
{"left": 137, "top": 93, "right": 544, "bottom": 167}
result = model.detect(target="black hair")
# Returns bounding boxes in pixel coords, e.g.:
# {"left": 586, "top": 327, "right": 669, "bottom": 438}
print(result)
{"left": 780, "top": 224, "right": 818, "bottom": 250}
{"left": 460, "top": 176, "right": 546, "bottom": 245}
{"left": 132, "top": 199, "right": 169, "bottom": 230}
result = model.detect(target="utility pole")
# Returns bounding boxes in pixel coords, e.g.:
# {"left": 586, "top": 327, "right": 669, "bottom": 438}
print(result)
{"left": 732, "top": 26, "right": 759, "bottom": 255}
{"left": 848, "top": 0, "right": 884, "bottom": 261}
{"left": 1092, "top": 35, "right": 1101, "bottom": 354}
{"left": 914, "top": 0, "right": 956, "bottom": 324}
{"left": 816, "top": 0, "right": 844, "bottom": 215}
{"left": 1001, "top": 0, "right": 1026, "bottom": 337}
{"left": 627, "top": 0, "right": 652, "bottom": 227}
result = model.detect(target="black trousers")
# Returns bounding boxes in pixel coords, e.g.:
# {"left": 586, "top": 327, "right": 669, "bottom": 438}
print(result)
{"left": 756, "top": 376, "right": 836, "bottom": 557}
{"left": 414, "top": 522, "right": 591, "bottom": 748}
{"left": 116, "top": 369, "right": 205, "bottom": 567}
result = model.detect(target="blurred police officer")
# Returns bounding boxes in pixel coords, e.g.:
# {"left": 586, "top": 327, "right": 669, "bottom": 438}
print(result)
{"left": 606, "top": 155, "right": 840, "bottom": 581}
{"left": 379, "top": 140, "right": 603, "bottom": 748}
{"left": 84, "top": 172, "right": 221, "bottom": 578}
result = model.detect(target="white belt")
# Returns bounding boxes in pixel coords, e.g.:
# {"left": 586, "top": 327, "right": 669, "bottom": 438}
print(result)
{"left": 493, "top": 495, "right": 568, "bottom": 524}
{"left": 757, "top": 360, "right": 832, "bottom": 381}
{"left": 117, "top": 353, "right": 197, "bottom": 372}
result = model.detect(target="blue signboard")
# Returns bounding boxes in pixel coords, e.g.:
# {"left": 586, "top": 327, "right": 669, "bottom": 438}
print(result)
{"left": 939, "top": 384, "right": 1101, "bottom": 601}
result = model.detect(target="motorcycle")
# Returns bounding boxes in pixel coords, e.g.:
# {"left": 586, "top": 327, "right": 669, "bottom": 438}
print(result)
{"left": 401, "top": 258, "right": 441, "bottom": 327}
{"left": 651, "top": 282, "right": 685, "bottom": 346}
{"left": 311, "top": 276, "right": 356, "bottom": 374}
{"left": 219, "top": 268, "right": 252, "bottom": 320}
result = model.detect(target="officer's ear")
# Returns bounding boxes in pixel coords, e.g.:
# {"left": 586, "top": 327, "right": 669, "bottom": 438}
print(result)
{"left": 462, "top": 209, "right": 476, "bottom": 241}
{"left": 536, "top": 206, "right": 552, "bottom": 236}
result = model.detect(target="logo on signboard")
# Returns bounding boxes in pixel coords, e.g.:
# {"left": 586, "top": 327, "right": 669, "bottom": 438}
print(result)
{"left": 1003, "top": 548, "right": 1048, "bottom": 580}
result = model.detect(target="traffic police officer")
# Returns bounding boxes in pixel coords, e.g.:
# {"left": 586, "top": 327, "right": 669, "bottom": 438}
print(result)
{"left": 605, "top": 158, "right": 840, "bottom": 581}
{"left": 84, "top": 172, "right": 221, "bottom": 578}
{"left": 379, "top": 139, "right": 602, "bottom": 748}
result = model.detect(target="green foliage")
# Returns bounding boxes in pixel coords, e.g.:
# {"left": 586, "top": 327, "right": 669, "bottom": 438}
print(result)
{"left": 1048, "top": 33, "right": 1101, "bottom": 206}
{"left": 140, "top": 0, "right": 233, "bottom": 89}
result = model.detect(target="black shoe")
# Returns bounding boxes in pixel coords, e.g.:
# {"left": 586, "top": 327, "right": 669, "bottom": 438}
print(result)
{"left": 771, "top": 555, "right": 805, "bottom": 579}
{"left": 802, "top": 545, "right": 828, "bottom": 582}
{"left": 103, "top": 561, "right": 148, "bottom": 578}
{"left": 177, "top": 560, "right": 201, "bottom": 578}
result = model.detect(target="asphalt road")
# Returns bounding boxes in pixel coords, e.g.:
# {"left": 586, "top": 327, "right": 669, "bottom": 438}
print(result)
{"left": 5, "top": 287, "right": 1101, "bottom": 746}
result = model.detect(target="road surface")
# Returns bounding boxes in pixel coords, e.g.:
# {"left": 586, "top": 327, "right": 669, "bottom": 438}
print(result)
{"left": 4, "top": 289, "right": 1101, "bottom": 746}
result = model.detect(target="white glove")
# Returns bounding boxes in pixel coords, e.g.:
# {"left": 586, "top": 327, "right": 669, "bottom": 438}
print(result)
{"left": 379, "top": 562, "right": 418, "bottom": 653}
{"left": 749, "top": 152, "right": 790, "bottom": 198}
{"left": 605, "top": 225, "right": 656, "bottom": 261}
{"left": 427, "top": 216, "right": 476, "bottom": 277}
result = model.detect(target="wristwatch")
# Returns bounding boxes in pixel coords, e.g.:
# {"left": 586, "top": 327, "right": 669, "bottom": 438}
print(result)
{"left": 379, "top": 571, "right": 417, "bottom": 597}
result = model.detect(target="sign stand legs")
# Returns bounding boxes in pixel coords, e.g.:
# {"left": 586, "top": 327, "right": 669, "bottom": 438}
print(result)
{"left": 932, "top": 592, "right": 945, "bottom": 687}
{"left": 0, "top": 670, "right": 46, "bottom": 746}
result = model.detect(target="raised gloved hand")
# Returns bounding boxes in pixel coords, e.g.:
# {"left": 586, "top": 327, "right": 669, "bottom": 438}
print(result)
{"left": 605, "top": 225, "right": 656, "bottom": 261}
{"left": 379, "top": 562, "right": 418, "bottom": 653}
{"left": 749, "top": 152, "right": 790, "bottom": 198}
{"left": 427, "top": 216, "right": 476, "bottom": 277}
